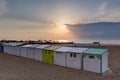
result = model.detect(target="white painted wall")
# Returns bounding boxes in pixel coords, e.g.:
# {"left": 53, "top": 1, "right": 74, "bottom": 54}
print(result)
{"left": 21, "top": 47, "right": 27, "bottom": 57}
{"left": 102, "top": 52, "right": 108, "bottom": 73}
{"left": 6, "top": 46, "right": 10, "bottom": 54}
{"left": 11, "top": 46, "right": 16, "bottom": 55}
{"left": 9, "top": 46, "right": 14, "bottom": 55}
{"left": 4, "top": 46, "right": 12, "bottom": 54}
{"left": 4, "top": 45, "right": 9, "bottom": 54}
{"left": 83, "top": 55, "right": 100, "bottom": 73}
{"left": 4, "top": 43, "right": 23, "bottom": 55}
{"left": 34, "top": 49, "right": 42, "bottom": 61}
{"left": 15, "top": 47, "right": 21, "bottom": 56}
{"left": 9, "top": 46, "right": 13, "bottom": 54}
{"left": 54, "top": 52, "right": 66, "bottom": 67}
{"left": 27, "top": 48, "right": 35, "bottom": 59}
{"left": 66, "top": 53, "right": 82, "bottom": 69}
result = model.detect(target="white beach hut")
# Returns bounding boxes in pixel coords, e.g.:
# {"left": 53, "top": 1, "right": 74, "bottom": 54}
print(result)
{"left": 15, "top": 46, "right": 21, "bottom": 56}
{"left": 66, "top": 47, "right": 88, "bottom": 69}
{"left": 4, "top": 44, "right": 11, "bottom": 54}
{"left": 4, "top": 43, "right": 13, "bottom": 54}
{"left": 34, "top": 45, "right": 50, "bottom": 61}
{"left": 15, "top": 43, "right": 25, "bottom": 56}
{"left": 4, "top": 43, "right": 23, "bottom": 56}
{"left": 27, "top": 44, "right": 40, "bottom": 59}
{"left": 82, "top": 48, "right": 108, "bottom": 74}
{"left": 54, "top": 47, "right": 71, "bottom": 67}
{"left": 20, "top": 44, "right": 32, "bottom": 58}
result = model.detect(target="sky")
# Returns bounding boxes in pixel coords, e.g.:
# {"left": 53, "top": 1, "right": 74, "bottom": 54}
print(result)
{"left": 0, "top": 0, "right": 120, "bottom": 43}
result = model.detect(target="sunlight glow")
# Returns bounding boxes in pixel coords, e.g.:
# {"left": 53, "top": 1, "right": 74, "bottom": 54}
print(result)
{"left": 57, "top": 24, "right": 67, "bottom": 28}
{"left": 56, "top": 23, "right": 67, "bottom": 28}
{"left": 58, "top": 40, "right": 68, "bottom": 42}
{"left": 55, "top": 20, "right": 72, "bottom": 28}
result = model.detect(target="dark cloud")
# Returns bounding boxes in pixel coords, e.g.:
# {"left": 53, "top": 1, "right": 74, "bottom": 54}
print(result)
{"left": 66, "top": 22, "right": 120, "bottom": 40}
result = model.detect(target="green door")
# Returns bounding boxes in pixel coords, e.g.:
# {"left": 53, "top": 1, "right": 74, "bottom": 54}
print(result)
{"left": 42, "top": 50, "right": 47, "bottom": 63}
{"left": 42, "top": 50, "right": 53, "bottom": 64}
{"left": 47, "top": 50, "right": 53, "bottom": 64}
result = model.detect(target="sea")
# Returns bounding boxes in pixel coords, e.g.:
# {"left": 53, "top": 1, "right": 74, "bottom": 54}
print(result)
{"left": 73, "top": 39, "right": 120, "bottom": 45}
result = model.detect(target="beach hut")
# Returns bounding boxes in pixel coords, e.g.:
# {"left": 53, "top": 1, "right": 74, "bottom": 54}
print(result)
{"left": 4, "top": 44, "right": 10, "bottom": 54}
{"left": 15, "top": 46, "right": 21, "bottom": 56}
{"left": 66, "top": 47, "right": 88, "bottom": 69}
{"left": 20, "top": 44, "right": 32, "bottom": 57}
{"left": 54, "top": 47, "right": 70, "bottom": 66}
{"left": 4, "top": 43, "right": 23, "bottom": 55}
{"left": 15, "top": 44, "right": 23, "bottom": 56}
{"left": 82, "top": 48, "right": 108, "bottom": 74}
{"left": 34, "top": 45, "right": 50, "bottom": 61}
{"left": 42, "top": 46, "right": 61, "bottom": 64}
{"left": 27, "top": 44, "right": 40, "bottom": 59}
{"left": 13, "top": 43, "right": 24, "bottom": 56}
{"left": 0, "top": 45, "right": 4, "bottom": 53}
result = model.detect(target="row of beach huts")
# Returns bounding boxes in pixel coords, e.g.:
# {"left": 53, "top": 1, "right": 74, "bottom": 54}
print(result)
{"left": 0, "top": 43, "right": 109, "bottom": 74}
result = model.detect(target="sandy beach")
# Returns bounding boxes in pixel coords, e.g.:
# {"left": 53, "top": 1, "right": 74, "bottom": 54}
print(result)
{"left": 0, "top": 45, "right": 120, "bottom": 80}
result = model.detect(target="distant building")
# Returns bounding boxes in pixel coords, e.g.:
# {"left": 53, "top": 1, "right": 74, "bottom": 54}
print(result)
{"left": 93, "top": 42, "right": 100, "bottom": 46}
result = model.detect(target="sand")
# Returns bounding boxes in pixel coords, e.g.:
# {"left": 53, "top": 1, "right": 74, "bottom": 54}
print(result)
{"left": 0, "top": 45, "right": 120, "bottom": 80}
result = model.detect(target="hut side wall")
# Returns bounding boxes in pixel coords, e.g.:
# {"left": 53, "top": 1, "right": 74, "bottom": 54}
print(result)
{"left": 15, "top": 47, "right": 21, "bottom": 56}
{"left": 102, "top": 52, "right": 108, "bottom": 73}
{"left": 12, "top": 46, "right": 16, "bottom": 55}
{"left": 4, "top": 45, "right": 9, "bottom": 53}
{"left": 27, "top": 48, "right": 35, "bottom": 59}
{"left": 9, "top": 46, "right": 14, "bottom": 55}
{"left": 21, "top": 47, "right": 28, "bottom": 57}
{"left": 34, "top": 49, "right": 42, "bottom": 61}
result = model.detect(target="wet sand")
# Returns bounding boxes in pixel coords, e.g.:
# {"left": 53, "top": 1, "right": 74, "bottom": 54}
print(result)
{"left": 0, "top": 45, "right": 120, "bottom": 80}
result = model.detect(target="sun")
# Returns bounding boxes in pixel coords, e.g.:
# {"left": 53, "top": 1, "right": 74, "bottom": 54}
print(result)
{"left": 60, "top": 24, "right": 67, "bottom": 28}
{"left": 56, "top": 23, "right": 67, "bottom": 28}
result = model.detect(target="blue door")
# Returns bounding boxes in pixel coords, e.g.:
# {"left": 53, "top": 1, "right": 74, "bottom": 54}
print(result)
{"left": 0, "top": 45, "right": 4, "bottom": 53}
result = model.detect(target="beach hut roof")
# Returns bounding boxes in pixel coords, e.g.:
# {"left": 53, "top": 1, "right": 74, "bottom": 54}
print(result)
{"left": 67, "top": 47, "right": 88, "bottom": 53}
{"left": 55, "top": 47, "right": 71, "bottom": 52}
{"left": 36, "top": 45, "right": 50, "bottom": 49}
{"left": 45, "top": 46, "right": 61, "bottom": 50}
{"left": 21, "top": 44, "right": 40, "bottom": 48}
{"left": 28, "top": 44, "right": 40, "bottom": 48}
{"left": 4, "top": 43, "right": 23, "bottom": 46}
{"left": 82, "top": 48, "right": 107, "bottom": 55}
{"left": 21, "top": 44, "right": 32, "bottom": 47}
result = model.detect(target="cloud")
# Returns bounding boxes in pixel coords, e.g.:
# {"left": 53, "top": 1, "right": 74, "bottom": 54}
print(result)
{"left": 99, "top": 8, "right": 120, "bottom": 22}
{"left": 97, "top": 1, "right": 107, "bottom": 16}
{"left": 66, "top": 22, "right": 120, "bottom": 40}
{"left": 0, "top": 18, "right": 56, "bottom": 40}
{"left": 0, "top": 18, "right": 53, "bottom": 30}
{"left": 83, "top": 1, "right": 120, "bottom": 23}
{"left": 66, "top": 1, "right": 120, "bottom": 40}
{"left": 0, "top": 0, "right": 7, "bottom": 15}
{"left": 77, "top": 2, "right": 108, "bottom": 24}
{"left": 88, "top": 1, "right": 108, "bottom": 23}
